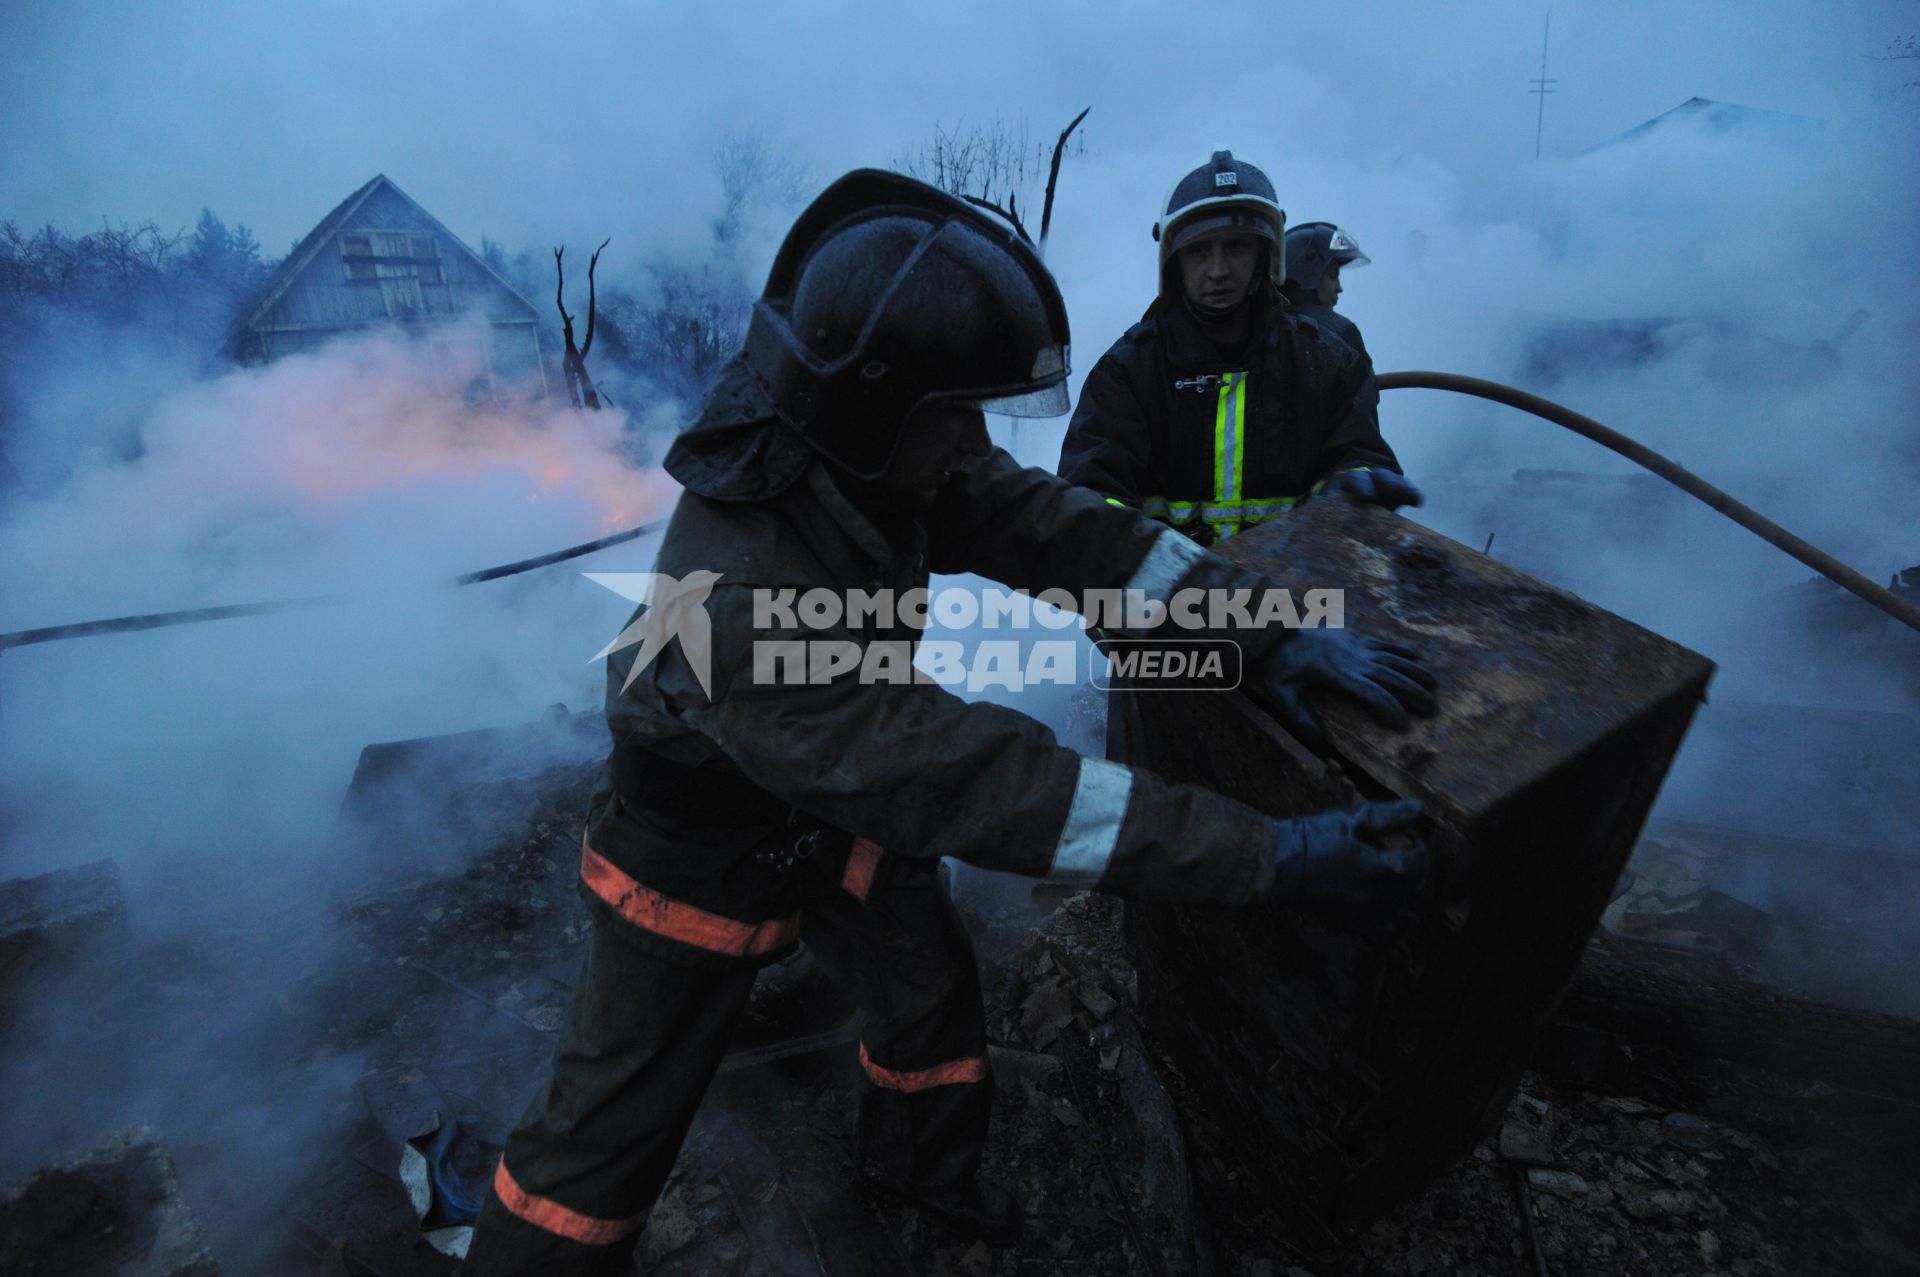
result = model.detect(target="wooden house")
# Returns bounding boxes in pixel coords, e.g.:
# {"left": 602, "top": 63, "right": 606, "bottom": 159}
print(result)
{"left": 229, "top": 175, "right": 549, "bottom": 396}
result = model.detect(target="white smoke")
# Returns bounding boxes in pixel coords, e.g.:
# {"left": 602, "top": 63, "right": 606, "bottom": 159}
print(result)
{"left": 0, "top": 326, "right": 674, "bottom": 882}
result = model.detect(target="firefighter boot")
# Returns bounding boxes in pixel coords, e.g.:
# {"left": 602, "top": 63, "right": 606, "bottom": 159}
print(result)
{"left": 859, "top": 1162, "right": 1024, "bottom": 1245}
{"left": 855, "top": 1070, "right": 1022, "bottom": 1244}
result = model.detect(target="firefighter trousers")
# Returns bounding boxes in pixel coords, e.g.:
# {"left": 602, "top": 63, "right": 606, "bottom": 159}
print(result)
{"left": 463, "top": 856, "right": 991, "bottom": 1276}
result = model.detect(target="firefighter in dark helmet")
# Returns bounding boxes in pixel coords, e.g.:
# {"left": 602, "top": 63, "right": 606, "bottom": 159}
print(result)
{"left": 462, "top": 169, "right": 1438, "bottom": 1275}
{"left": 1058, "top": 150, "right": 1419, "bottom": 544}
{"left": 1282, "top": 220, "right": 1372, "bottom": 358}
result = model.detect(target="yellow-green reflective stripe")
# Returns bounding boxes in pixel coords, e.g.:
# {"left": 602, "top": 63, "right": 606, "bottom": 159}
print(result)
{"left": 1142, "top": 493, "right": 1305, "bottom": 532}
{"left": 1201, "top": 496, "right": 1299, "bottom": 539}
{"left": 1197, "top": 500, "right": 1297, "bottom": 521}
{"left": 1213, "top": 383, "right": 1228, "bottom": 511}
{"left": 1138, "top": 498, "right": 1201, "bottom": 523}
{"left": 1139, "top": 498, "right": 1299, "bottom": 525}
{"left": 1211, "top": 372, "right": 1248, "bottom": 539}
{"left": 1213, "top": 372, "right": 1247, "bottom": 508}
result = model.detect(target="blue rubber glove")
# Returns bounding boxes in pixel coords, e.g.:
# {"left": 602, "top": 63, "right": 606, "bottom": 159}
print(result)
{"left": 1259, "top": 630, "right": 1439, "bottom": 747}
{"left": 1265, "top": 800, "right": 1428, "bottom": 924}
{"left": 1321, "top": 468, "right": 1423, "bottom": 510}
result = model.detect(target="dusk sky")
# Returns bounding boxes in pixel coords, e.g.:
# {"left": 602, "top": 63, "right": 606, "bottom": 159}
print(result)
{"left": 4, "top": 2, "right": 1912, "bottom": 256}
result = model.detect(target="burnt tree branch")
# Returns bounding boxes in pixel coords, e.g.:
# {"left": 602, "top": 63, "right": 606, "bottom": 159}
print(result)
{"left": 1038, "top": 107, "right": 1090, "bottom": 251}
{"left": 581, "top": 237, "right": 609, "bottom": 359}
{"left": 963, "top": 192, "right": 1032, "bottom": 245}
{"left": 553, "top": 243, "right": 605, "bottom": 410}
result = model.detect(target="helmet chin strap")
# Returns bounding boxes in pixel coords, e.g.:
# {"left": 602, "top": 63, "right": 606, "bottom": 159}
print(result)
{"left": 1183, "top": 293, "right": 1245, "bottom": 323}
{"left": 1180, "top": 282, "right": 1258, "bottom": 331}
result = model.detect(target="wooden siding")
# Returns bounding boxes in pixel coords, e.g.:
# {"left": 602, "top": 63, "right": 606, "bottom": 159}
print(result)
{"left": 258, "top": 186, "right": 535, "bottom": 331}
{"left": 236, "top": 176, "right": 549, "bottom": 397}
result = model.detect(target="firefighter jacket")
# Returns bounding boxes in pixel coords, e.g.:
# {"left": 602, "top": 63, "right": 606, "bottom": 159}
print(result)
{"left": 1283, "top": 297, "right": 1368, "bottom": 360}
{"left": 1057, "top": 291, "right": 1397, "bottom": 544}
{"left": 582, "top": 446, "right": 1296, "bottom": 970}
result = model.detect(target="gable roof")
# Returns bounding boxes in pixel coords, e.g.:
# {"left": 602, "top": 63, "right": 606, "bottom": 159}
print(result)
{"left": 1587, "top": 97, "right": 1825, "bottom": 154}
{"left": 234, "top": 174, "right": 542, "bottom": 336}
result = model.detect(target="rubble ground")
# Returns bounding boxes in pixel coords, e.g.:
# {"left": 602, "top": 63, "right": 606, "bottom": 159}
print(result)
{"left": 305, "top": 769, "right": 1918, "bottom": 1276}
{"left": 5, "top": 758, "right": 1915, "bottom": 1275}
{"left": 1034, "top": 895, "right": 1919, "bottom": 1277}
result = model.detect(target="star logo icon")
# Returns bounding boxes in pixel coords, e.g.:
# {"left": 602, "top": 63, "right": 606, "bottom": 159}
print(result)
{"left": 584, "top": 571, "right": 723, "bottom": 698}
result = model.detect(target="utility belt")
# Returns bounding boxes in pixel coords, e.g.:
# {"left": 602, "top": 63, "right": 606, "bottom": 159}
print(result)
{"left": 609, "top": 743, "right": 827, "bottom": 874}
{"left": 583, "top": 743, "right": 894, "bottom": 967}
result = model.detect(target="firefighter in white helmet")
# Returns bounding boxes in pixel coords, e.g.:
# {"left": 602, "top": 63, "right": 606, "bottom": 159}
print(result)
{"left": 1282, "top": 220, "right": 1372, "bottom": 358}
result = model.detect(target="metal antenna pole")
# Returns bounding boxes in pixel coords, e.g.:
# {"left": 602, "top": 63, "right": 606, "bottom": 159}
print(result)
{"left": 1529, "top": 14, "right": 1557, "bottom": 159}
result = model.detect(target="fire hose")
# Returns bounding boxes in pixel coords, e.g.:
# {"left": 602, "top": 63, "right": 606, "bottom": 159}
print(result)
{"left": 2, "top": 373, "right": 1916, "bottom": 652}
{"left": 0, "top": 520, "right": 663, "bottom": 653}
{"left": 1375, "top": 371, "right": 1920, "bottom": 636}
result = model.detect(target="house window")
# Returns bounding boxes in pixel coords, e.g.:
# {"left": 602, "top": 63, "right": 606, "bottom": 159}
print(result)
{"left": 341, "top": 230, "right": 445, "bottom": 290}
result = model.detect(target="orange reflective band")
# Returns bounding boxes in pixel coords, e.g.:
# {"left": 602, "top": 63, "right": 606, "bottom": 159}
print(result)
{"left": 580, "top": 840, "right": 800, "bottom": 957}
{"left": 492, "top": 1158, "right": 644, "bottom": 1246}
{"left": 842, "top": 837, "right": 884, "bottom": 902}
{"left": 859, "top": 1040, "right": 990, "bottom": 1092}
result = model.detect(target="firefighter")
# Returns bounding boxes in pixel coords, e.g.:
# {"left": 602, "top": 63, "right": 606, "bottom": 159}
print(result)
{"left": 1281, "top": 221, "right": 1372, "bottom": 358}
{"left": 1058, "top": 151, "right": 1419, "bottom": 546}
{"left": 463, "top": 170, "right": 1438, "bottom": 1275}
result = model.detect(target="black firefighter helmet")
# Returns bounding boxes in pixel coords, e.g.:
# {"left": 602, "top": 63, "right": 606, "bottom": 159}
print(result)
{"left": 1283, "top": 221, "right": 1370, "bottom": 293}
{"left": 735, "top": 169, "right": 1072, "bottom": 482}
{"left": 1152, "top": 149, "right": 1287, "bottom": 292}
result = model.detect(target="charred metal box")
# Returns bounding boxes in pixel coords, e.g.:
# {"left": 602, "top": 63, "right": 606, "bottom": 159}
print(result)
{"left": 1116, "top": 500, "right": 1714, "bottom": 1248}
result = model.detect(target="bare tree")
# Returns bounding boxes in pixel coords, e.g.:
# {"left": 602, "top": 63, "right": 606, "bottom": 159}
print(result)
{"left": 892, "top": 109, "right": 1088, "bottom": 252}
{"left": 715, "top": 131, "right": 810, "bottom": 243}
{"left": 553, "top": 240, "right": 609, "bottom": 410}
{"left": 1874, "top": 34, "right": 1919, "bottom": 89}
{"left": 1036, "top": 107, "right": 1091, "bottom": 253}
{"left": 893, "top": 109, "right": 1090, "bottom": 459}
{"left": 598, "top": 266, "right": 748, "bottom": 401}
{"left": 578, "top": 134, "right": 804, "bottom": 406}
{"left": 0, "top": 218, "right": 185, "bottom": 301}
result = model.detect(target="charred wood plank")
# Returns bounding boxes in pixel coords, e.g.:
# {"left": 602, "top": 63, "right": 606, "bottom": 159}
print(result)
{"left": 1559, "top": 943, "right": 1920, "bottom": 1099}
